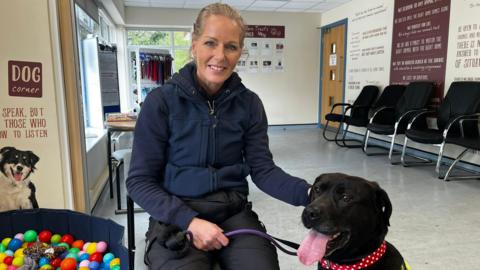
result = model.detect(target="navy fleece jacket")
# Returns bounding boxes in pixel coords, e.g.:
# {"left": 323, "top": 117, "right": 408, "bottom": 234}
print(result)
{"left": 126, "top": 63, "right": 310, "bottom": 229}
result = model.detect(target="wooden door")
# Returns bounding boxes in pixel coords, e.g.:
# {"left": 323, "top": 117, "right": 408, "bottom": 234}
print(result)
{"left": 320, "top": 24, "right": 345, "bottom": 127}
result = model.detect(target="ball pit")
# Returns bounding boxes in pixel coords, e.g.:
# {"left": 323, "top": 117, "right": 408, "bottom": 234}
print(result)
{"left": 0, "top": 230, "right": 121, "bottom": 270}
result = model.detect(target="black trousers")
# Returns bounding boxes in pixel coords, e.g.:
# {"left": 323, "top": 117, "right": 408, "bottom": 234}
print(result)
{"left": 144, "top": 191, "right": 279, "bottom": 270}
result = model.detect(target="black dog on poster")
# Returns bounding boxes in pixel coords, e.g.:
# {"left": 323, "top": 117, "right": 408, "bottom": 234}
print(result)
{"left": 0, "top": 146, "right": 39, "bottom": 211}
{"left": 298, "top": 173, "right": 410, "bottom": 270}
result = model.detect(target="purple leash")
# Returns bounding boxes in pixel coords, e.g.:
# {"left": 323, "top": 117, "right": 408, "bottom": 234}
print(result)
{"left": 224, "top": 229, "right": 300, "bottom": 256}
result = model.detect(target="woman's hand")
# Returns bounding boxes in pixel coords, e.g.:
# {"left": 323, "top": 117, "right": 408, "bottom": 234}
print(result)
{"left": 187, "top": 217, "right": 229, "bottom": 251}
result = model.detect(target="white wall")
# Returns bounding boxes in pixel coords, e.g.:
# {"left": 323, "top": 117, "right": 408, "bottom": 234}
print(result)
{"left": 125, "top": 7, "right": 322, "bottom": 125}
{"left": 321, "top": 0, "right": 480, "bottom": 164}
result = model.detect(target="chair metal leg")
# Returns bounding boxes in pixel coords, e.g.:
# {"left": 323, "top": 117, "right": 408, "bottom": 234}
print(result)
{"left": 435, "top": 142, "right": 445, "bottom": 177}
{"left": 127, "top": 195, "right": 135, "bottom": 270}
{"left": 115, "top": 160, "right": 123, "bottom": 211}
{"left": 107, "top": 130, "right": 114, "bottom": 199}
{"left": 337, "top": 124, "right": 364, "bottom": 148}
{"left": 322, "top": 120, "right": 337, "bottom": 141}
{"left": 441, "top": 148, "right": 480, "bottom": 181}
{"left": 401, "top": 137, "right": 433, "bottom": 167}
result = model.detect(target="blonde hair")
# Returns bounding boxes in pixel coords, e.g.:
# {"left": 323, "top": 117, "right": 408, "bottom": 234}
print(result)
{"left": 193, "top": 3, "right": 246, "bottom": 48}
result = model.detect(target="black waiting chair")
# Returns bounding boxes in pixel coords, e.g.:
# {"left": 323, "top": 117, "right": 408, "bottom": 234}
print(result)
{"left": 322, "top": 85, "right": 379, "bottom": 147}
{"left": 400, "top": 81, "right": 480, "bottom": 178}
{"left": 362, "top": 81, "right": 434, "bottom": 163}
{"left": 442, "top": 134, "right": 480, "bottom": 181}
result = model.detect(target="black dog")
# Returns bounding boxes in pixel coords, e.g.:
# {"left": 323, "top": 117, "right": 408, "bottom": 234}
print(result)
{"left": 298, "top": 173, "right": 410, "bottom": 270}
{"left": 0, "top": 147, "right": 39, "bottom": 211}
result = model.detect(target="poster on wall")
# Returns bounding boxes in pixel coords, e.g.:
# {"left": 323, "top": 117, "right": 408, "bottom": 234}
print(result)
{"left": 344, "top": 2, "right": 391, "bottom": 103}
{"left": 390, "top": 0, "right": 451, "bottom": 107}
{"left": 445, "top": 1, "right": 480, "bottom": 83}
{"left": 237, "top": 25, "right": 285, "bottom": 73}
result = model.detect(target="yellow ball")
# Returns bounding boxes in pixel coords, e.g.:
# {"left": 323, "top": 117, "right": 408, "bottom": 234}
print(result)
{"left": 14, "top": 248, "right": 24, "bottom": 258}
{"left": 22, "top": 243, "right": 28, "bottom": 248}
{"left": 1, "top": 239, "right": 11, "bottom": 248}
{"left": 0, "top": 254, "right": 6, "bottom": 263}
{"left": 40, "top": 264, "right": 53, "bottom": 269}
{"left": 12, "top": 257, "right": 24, "bottom": 267}
{"left": 0, "top": 263, "right": 7, "bottom": 270}
{"left": 79, "top": 267, "right": 89, "bottom": 270}
{"left": 86, "top": 243, "right": 96, "bottom": 255}
{"left": 109, "top": 258, "right": 120, "bottom": 268}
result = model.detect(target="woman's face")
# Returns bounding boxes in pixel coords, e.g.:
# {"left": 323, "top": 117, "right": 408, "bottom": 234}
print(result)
{"left": 192, "top": 15, "right": 242, "bottom": 94}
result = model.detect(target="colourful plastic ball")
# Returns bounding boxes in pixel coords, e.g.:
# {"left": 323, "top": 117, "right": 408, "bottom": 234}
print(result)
{"left": 7, "top": 239, "right": 22, "bottom": 252}
{"left": 79, "top": 260, "right": 90, "bottom": 268}
{"left": 13, "top": 248, "right": 24, "bottom": 258}
{"left": 40, "top": 264, "right": 53, "bottom": 270}
{"left": 6, "top": 265, "right": 16, "bottom": 270}
{"left": 86, "top": 243, "right": 96, "bottom": 255}
{"left": 78, "top": 253, "right": 90, "bottom": 261}
{"left": 102, "top": 253, "right": 114, "bottom": 264}
{"left": 60, "top": 258, "right": 76, "bottom": 270}
{"left": 0, "top": 263, "right": 6, "bottom": 270}
{"left": 69, "top": 248, "right": 80, "bottom": 255}
{"left": 3, "top": 257, "right": 12, "bottom": 266}
{"left": 72, "top": 240, "right": 84, "bottom": 250}
{"left": 38, "top": 230, "right": 52, "bottom": 243}
{"left": 88, "top": 261, "right": 100, "bottom": 270}
{"left": 0, "top": 245, "right": 6, "bottom": 252}
{"left": 13, "top": 234, "right": 23, "bottom": 242}
{"left": 50, "top": 258, "right": 62, "bottom": 268}
{"left": 79, "top": 267, "right": 89, "bottom": 270}
{"left": 11, "top": 257, "right": 23, "bottom": 267}
{"left": 95, "top": 242, "right": 107, "bottom": 254}
{"left": 89, "top": 253, "right": 103, "bottom": 263}
{"left": 3, "top": 252, "right": 12, "bottom": 258}
{"left": 57, "top": 243, "right": 69, "bottom": 249}
{"left": 39, "top": 257, "right": 50, "bottom": 267}
{"left": 0, "top": 253, "right": 6, "bottom": 263}
{"left": 21, "top": 243, "right": 28, "bottom": 249}
{"left": 65, "top": 253, "right": 78, "bottom": 261}
{"left": 1, "top": 239, "right": 11, "bottom": 248}
{"left": 60, "top": 235, "right": 74, "bottom": 246}
{"left": 23, "top": 231, "right": 37, "bottom": 243}
{"left": 110, "top": 265, "right": 120, "bottom": 270}
{"left": 50, "top": 234, "right": 61, "bottom": 244}
{"left": 109, "top": 258, "right": 120, "bottom": 268}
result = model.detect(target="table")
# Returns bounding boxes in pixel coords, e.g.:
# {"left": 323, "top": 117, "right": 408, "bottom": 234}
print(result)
{"left": 105, "top": 120, "right": 144, "bottom": 215}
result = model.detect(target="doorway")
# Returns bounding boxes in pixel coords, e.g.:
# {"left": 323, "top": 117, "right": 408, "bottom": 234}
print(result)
{"left": 319, "top": 20, "right": 347, "bottom": 128}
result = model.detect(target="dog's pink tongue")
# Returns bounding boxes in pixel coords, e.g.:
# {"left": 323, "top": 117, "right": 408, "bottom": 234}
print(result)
{"left": 297, "top": 230, "right": 331, "bottom": 266}
{"left": 14, "top": 173, "right": 23, "bottom": 181}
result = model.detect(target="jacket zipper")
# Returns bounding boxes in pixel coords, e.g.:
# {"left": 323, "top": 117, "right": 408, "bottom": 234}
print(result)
{"left": 207, "top": 100, "right": 217, "bottom": 191}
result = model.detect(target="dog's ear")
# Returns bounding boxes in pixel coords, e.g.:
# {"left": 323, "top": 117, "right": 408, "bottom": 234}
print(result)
{"left": 0, "top": 146, "right": 15, "bottom": 156}
{"left": 375, "top": 187, "right": 392, "bottom": 227}
{"left": 27, "top": 151, "right": 40, "bottom": 168}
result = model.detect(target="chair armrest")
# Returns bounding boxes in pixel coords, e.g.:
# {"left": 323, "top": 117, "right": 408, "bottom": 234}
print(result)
{"left": 368, "top": 106, "right": 395, "bottom": 124}
{"left": 329, "top": 103, "right": 353, "bottom": 114}
{"left": 405, "top": 109, "right": 435, "bottom": 129}
{"left": 443, "top": 113, "right": 480, "bottom": 139}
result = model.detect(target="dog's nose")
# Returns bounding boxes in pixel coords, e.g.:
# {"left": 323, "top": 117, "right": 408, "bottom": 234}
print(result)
{"left": 304, "top": 205, "right": 321, "bottom": 220}
{"left": 16, "top": 165, "right": 23, "bottom": 171}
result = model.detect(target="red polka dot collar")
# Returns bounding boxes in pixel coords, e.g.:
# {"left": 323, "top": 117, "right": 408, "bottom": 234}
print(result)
{"left": 320, "top": 241, "right": 387, "bottom": 270}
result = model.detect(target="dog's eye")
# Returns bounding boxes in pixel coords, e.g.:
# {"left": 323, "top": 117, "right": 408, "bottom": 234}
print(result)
{"left": 342, "top": 194, "right": 352, "bottom": 203}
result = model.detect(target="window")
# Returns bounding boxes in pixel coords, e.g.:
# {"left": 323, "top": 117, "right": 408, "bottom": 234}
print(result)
{"left": 127, "top": 29, "right": 191, "bottom": 72}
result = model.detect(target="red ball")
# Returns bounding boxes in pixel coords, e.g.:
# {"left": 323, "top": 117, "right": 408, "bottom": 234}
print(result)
{"left": 50, "top": 257, "right": 62, "bottom": 268}
{"left": 38, "top": 230, "right": 53, "bottom": 243}
{"left": 60, "top": 234, "right": 74, "bottom": 246}
{"left": 89, "top": 252, "right": 103, "bottom": 263}
{"left": 71, "top": 239, "right": 85, "bottom": 250}
{"left": 3, "top": 256, "right": 13, "bottom": 265}
{"left": 60, "top": 258, "right": 77, "bottom": 270}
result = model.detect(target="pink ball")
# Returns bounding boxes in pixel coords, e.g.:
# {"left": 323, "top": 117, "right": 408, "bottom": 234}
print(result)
{"left": 13, "top": 234, "right": 23, "bottom": 241}
{"left": 79, "top": 260, "right": 90, "bottom": 268}
{"left": 82, "top": 242, "right": 90, "bottom": 251}
{"left": 7, "top": 266, "right": 17, "bottom": 270}
{"left": 96, "top": 241, "right": 107, "bottom": 253}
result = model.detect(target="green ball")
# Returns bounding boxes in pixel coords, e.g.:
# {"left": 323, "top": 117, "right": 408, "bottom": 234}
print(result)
{"left": 24, "top": 230, "right": 37, "bottom": 243}
{"left": 50, "top": 234, "right": 61, "bottom": 244}
{"left": 69, "top": 247, "right": 80, "bottom": 254}
{"left": 65, "top": 253, "right": 78, "bottom": 261}
{"left": 0, "top": 244, "right": 6, "bottom": 252}
{"left": 111, "top": 265, "right": 120, "bottom": 270}
{"left": 57, "top": 242, "right": 69, "bottom": 249}
{"left": 1, "top": 238, "right": 11, "bottom": 248}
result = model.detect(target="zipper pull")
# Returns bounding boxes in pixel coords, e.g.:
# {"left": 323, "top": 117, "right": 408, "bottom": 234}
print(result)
{"left": 207, "top": 100, "right": 215, "bottom": 115}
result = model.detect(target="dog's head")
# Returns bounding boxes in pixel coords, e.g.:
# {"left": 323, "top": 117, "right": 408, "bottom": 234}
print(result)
{"left": 0, "top": 147, "right": 39, "bottom": 186}
{"left": 298, "top": 173, "right": 392, "bottom": 265}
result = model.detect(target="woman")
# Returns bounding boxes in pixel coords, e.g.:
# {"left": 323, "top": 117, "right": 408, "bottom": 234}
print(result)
{"left": 126, "top": 3, "right": 311, "bottom": 269}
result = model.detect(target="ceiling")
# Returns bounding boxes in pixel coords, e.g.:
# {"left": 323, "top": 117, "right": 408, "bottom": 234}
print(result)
{"left": 123, "top": 0, "right": 352, "bottom": 13}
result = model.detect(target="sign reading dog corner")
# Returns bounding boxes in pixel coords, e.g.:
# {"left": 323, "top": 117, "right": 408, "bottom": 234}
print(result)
{"left": 8, "top": 60, "right": 42, "bottom": 98}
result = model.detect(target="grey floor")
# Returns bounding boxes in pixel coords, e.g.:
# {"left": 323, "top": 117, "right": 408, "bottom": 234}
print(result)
{"left": 93, "top": 126, "right": 480, "bottom": 269}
